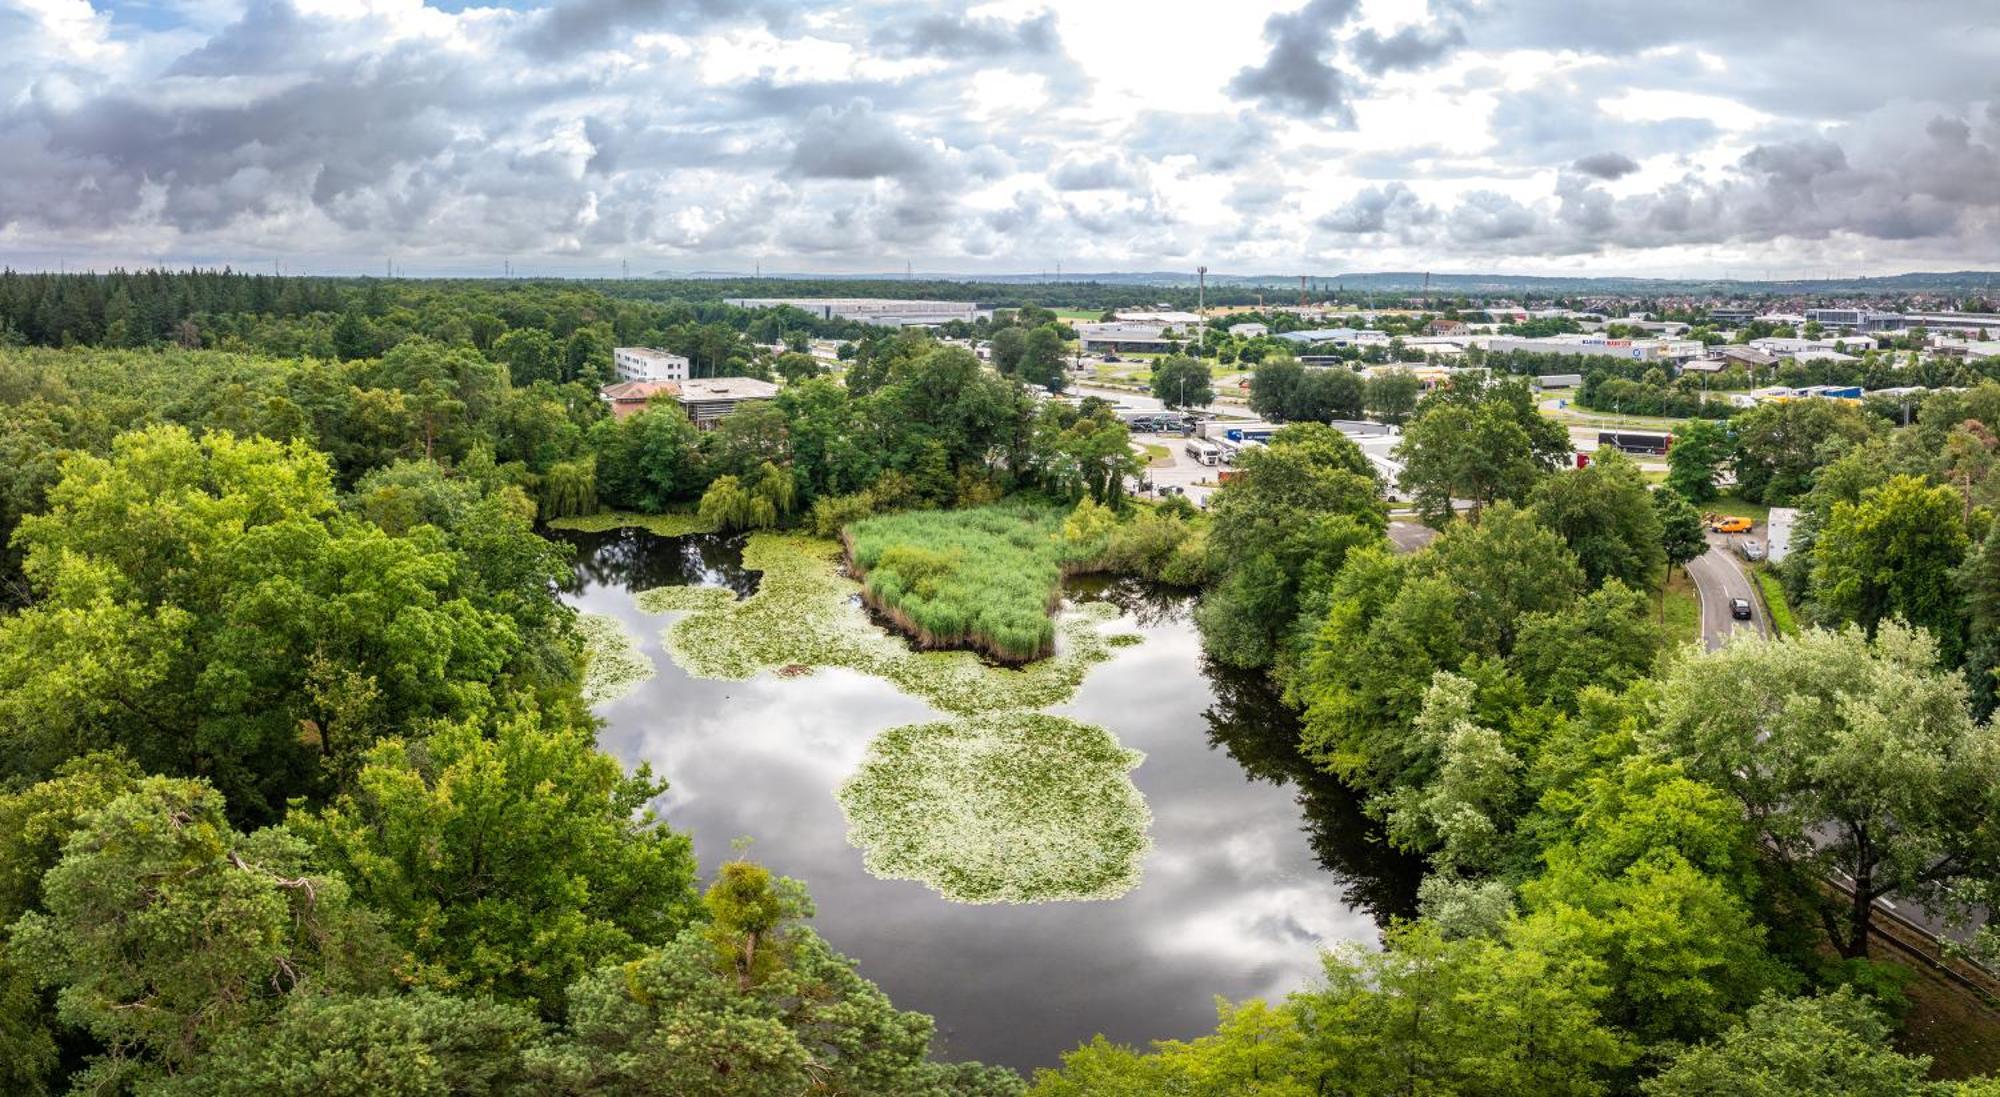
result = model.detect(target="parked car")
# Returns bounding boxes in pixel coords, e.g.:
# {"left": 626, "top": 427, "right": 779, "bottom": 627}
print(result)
{"left": 1730, "top": 598, "right": 1753, "bottom": 620}
{"left": 1739, "top": 539, "right": 1765, "bottom": 561}
{"left": 1710, "top": 516, "right": 1753, "bottom": 534}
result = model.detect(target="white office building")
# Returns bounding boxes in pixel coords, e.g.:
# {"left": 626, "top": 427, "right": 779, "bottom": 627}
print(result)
{"left": 614, "top": 347, "right": 691, "bottom": 383}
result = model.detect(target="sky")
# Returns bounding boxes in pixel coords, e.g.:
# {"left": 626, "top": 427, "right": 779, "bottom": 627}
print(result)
{"left": 1, "top": 0, "right": 1997, "bottom": 278}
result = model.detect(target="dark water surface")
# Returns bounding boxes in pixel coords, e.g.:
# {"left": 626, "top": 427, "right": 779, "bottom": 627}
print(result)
{"left": 553, "top": 529, "right": 1421, "bottom": 1071}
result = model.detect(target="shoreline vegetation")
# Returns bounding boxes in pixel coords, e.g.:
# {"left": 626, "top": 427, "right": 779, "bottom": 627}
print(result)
{"left": 630, "top": 531, "right": 1134, "bottom": 715}
{"left": 547, "top": 509, "right": 717, "bottom": 537}
{"left": 843, "top": 504, "right": 1110, "bottom": 664}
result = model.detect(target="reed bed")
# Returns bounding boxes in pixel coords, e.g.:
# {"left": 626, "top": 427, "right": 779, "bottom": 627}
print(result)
{"left": 633, "top": 534, "right": 1134, "bottom": 715}
{"left": 844, "top": 505, "right": 1104, "bottom": 663}
{"left": 836, "top": 712, "right": 1152, "bottom": 903}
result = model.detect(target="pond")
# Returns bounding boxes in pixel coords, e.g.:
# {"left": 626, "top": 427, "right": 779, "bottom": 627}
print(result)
{"left": 553, "top": 526, "right": 1421, "bottom": 1072}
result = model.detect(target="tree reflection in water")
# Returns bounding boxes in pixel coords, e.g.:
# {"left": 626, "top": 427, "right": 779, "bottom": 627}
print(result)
{"left": 1201, "top": 656, "right": 1424, "bottom": 925}
{"left": 549, "top": 529, "right": 762, "bottom": 598}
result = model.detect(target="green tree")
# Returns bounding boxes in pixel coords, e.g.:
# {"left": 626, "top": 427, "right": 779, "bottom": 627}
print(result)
{"left": 1364, "top": 368, "right": 1422, "bottom": 426}
{"left": 1647, "top": 623, "right": 2000, "bottom": 958}
{"left": 1654, "top": 488, "right": 1707, "bottom": 597}
{"left": 1150, "top": 354, "right": 1213, "bottom": 409}
{"left": 1248, "top": 358, "right": 1303, "bottom": 420}
{"left": 147, "top": 992, "right": 547, "bottom": 1097}
{"left": 295, "top": 709, "right": 700, "bottom": 1015}
{"left": 538, "top": 861, "right": 1023, "bottom": 1096}
{"left": 0, "top": 426, "right": 539, "bottom": 819}
{"left": 1196, "top": 424, "right": 1385, "bottom": 669}
{"left": 1811, "top": 474, "right": 1970, "bottom": 662}
{"left": 1397, "top": 381, "right": 1570, "bottom": 525}
{"left": 1529, "top": 450, "right": 1665, "bottom": 590}
{"left": 493, "top": 328, "right": 559, "bottom": 387}
{"left": 1664, "top": 418, "right": 1729, "bottom": 504}
{"left": 1020, "top": 325, "right": 1069, "bottom": 392}
{"left": 1382, "top": 672, "right": 1521, "bottom": 873}
{"left": 1643, "top": 988, "right": 1932, "bottom": 1097}
{"left": 10, "top": 778, "right": 386, "bottom": 1089}
{"left": 989, "top": 326, "right": 1028, "bottom": 376}
{"left": 1730, "top": 398, "right": 1875, "bottom": 504}
{"left": 771, "top": 350, "right": 823, "bottom": 384}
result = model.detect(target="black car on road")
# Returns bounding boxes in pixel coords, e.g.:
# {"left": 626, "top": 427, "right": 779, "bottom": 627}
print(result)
{"left": 1730, "top": 597, "right": 1753, "bottom": 620}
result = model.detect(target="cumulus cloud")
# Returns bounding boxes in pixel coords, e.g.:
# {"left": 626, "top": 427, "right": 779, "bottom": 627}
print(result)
{"left": 872, "top": 11, "right": 1061, "bottom": 59}
{"left": 788, "top": 101, "right": 930, "bottom": 181}
{"left": 0, "top": 0, "right": 1995, "bottom": 273}
{"left": 1571, "top": 152, "right": 1640, "bottom": 180}
{"left": 1348, "top": 23, "right": 1464, "bottom": 75}
{"left": 1228, "top": 0, "right": 1363, "bottom": 123}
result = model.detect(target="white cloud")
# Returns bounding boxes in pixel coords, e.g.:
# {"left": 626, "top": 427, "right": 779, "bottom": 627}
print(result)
{"left": 0, "top": 0, "right": 1994, "bottom": 276}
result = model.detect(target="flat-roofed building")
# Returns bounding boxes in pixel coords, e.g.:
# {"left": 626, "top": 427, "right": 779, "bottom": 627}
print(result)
{"left": 614, "top": 347, "right": 690, "bottom": 383}
{"left": 1903, "top": 312, "right": 2000, "bottom": 336}
{"left": 1804, "top": 308, "right": 1904, "bottom": 332}
{"left": 724, "top": 298, "right": 988, "bottom": 327}
{"left": 1078, "top": 322, "right": 1179, "bottom": 351}
{"left": 673, "top": 377, "right": 781, "bottom": 429}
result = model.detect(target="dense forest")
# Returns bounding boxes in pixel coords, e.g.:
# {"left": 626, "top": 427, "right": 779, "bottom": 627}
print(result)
{"left": 5, "top": 271, "right": 2000, "bottom": 1094}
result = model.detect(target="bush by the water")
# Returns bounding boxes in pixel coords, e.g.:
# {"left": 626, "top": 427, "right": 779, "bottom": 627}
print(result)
{"left": 846, "top": 503, "right": 1109, "bottom": 662}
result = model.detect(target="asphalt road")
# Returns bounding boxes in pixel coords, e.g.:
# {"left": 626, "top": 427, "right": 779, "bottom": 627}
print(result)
{"left": 1685, "top": 533, "right": 1766, "bottom": 649}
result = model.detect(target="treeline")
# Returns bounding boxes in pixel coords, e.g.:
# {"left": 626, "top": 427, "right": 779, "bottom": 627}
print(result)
{"left": 0, "top": 424, "right": 1023, "bottom": 1095}
{"left": 1026, "top": 380, "right": 2000, "bottom": 1094}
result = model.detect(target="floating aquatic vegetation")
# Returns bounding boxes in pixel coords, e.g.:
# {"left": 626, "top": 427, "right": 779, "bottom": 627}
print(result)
{"left": 635, "top": 534, "right": 1131, "bottom": 714}
{"left": 576, "top": 612, "right": 654, "bottom": 705}
{"left": 837, "top": 712, "right": 1151, "bottom": 904}
{"left": 548, "top": 510, "right": 716, "bottom": 537}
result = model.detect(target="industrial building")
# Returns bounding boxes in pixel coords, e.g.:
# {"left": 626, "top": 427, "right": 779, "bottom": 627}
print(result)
{"left": 613, "top": 346, "right": 690, "bottom": 383}
{"left": 724, "top": 298, "right": 989, "bottom": 327}
{"left": 1481, "top": 335, "right": 1703, "bottom": 363}
{"left": 1803, "top": 308, "right": 1904, "bottom": 332}
{"left": 1902, "top": 312, "right": 2000, "bottom": 335}
{"left": 1077, "top": 321, "right": 1181, "bottom": 352}
{"left": 1275, "top": 328, "right": 1390, "bottom": 348}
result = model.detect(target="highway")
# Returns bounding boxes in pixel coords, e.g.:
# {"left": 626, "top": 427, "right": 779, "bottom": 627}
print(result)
{"left": 1685, "top": 532, "right": 1765, "bottom": 649}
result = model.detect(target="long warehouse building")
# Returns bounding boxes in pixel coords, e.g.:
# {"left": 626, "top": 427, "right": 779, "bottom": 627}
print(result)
{"left": 725, "top": 298, "right": 990, "bottom": 327}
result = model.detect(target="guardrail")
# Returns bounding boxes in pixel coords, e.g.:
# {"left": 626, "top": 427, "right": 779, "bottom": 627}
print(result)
{"left": 1818, "top": 877, "right": 2000, "bottom": 1005}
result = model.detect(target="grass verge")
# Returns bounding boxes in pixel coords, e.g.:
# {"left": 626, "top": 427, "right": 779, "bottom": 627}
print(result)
{"left": 1656, "top": 567, "right": 1701, "bottom": 648}
{"left": 837, "top": 712, "right": 1151, "bottom": 903}
{"left": 1754, "top": 568, "right": 1798, "bottom": 637}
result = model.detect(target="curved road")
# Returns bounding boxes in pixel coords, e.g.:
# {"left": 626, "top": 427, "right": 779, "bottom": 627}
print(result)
{"left": 1685, "top": 533, "right": 1766, "bottom": 649}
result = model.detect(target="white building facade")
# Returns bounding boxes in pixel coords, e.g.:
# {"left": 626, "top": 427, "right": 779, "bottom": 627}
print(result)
{"left": 613, "top": 347, "right": 691, "bottom": 383}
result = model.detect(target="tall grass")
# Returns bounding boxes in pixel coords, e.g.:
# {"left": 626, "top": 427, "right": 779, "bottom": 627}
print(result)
{"left": 845, "top": 504, "right": 1104, "bottom": 663}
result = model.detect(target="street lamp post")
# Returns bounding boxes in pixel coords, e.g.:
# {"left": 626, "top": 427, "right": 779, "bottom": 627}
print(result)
{"left": 1197, "top": 266, "right": 1208, "bottom": 355}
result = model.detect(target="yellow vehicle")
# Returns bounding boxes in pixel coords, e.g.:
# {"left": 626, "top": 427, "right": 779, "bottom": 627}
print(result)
{"left": 1709, "top": 516, "right": 1753, "bottom": 534}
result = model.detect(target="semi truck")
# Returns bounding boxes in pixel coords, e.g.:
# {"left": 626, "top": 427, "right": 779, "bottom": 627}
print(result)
{"left": 1184, "top": 438, "right": 1222, "bottom": 466}
{"left": 1597, "top": 430, "right": 1674, "bottom": 456}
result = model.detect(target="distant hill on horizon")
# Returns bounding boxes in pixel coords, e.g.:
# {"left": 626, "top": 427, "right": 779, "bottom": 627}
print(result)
{"left": 652, "top": 267, "right": 2000, "bottom": 297}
